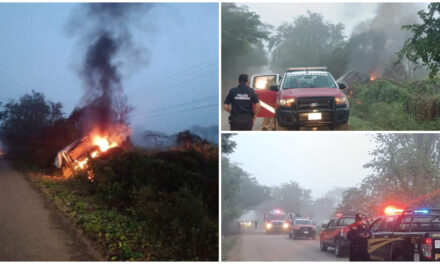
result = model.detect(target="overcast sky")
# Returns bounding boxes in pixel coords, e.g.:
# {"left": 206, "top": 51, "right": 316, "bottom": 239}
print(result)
{"left": 0, "top": 3, "right": 218, "bottom": 134}
{"left": 228, "top": 133, "right": 377, "bottom": 199}
{"left": 245, "top": 2, "right": 426, "bottom": 37}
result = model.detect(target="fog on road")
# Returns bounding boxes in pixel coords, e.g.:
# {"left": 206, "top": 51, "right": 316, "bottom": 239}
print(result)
{"left": 227, "top": 228, "right": 348, "bottom": 261}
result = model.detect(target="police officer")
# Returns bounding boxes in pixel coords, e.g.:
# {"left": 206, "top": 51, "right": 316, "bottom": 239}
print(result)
{"left": 347, "top": 212, "right": 370, "bottom": 261}
{"left": 224, "top": 74, "right": 261, "bottom": 130}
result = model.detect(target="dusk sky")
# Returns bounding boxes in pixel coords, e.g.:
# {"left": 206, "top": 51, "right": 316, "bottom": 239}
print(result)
{"left": 229, "top": 133, "right": 377, "bottom": 199}
{"left": 0, "top": 3, "right": 218, "bottom": 134}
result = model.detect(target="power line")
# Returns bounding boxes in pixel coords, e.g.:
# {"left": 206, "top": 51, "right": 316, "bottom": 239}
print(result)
{"left": 130, "top": 94, "right": 217, "bottom": 118}
{"left": 130, "top": 103, "right": 217, "bottom": 121}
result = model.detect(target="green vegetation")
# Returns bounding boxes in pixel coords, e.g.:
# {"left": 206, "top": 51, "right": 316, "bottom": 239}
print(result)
{"left": 338, "top": 134, "right": 440, "bottom": 215}
{"left": 348, "top": 78, "right": 440, "bottom": 130}
{"left": 31, "top": 147, "right": 218, "bottom": 261}
{"left": 398, "top": 3, "right": 440, "bottom": 78}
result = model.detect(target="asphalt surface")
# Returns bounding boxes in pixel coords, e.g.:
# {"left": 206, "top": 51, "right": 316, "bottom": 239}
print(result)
{"left": 0, "top": 159, "right": 97, "bottom": 261}
{"left": 221, "top": 109, "right": 267, "bottom": 131}
{"left": 227, "top": 228, "right": 348, "bottom": 261}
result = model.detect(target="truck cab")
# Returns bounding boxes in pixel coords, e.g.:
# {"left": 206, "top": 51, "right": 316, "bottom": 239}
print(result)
{"left": 320, "top": 213, "right": 356, "bottom": 257}
{"left": 366, "top": 207, "right": 440, "bottom": 261}
{"left": 252, "top": 67, "right": 349, "bottom": 130}
{"left": 264, "top": 209, "right": 289, "bottom": 234}
{"left": 289, "top": 217, "right": 316, "bottom": 240}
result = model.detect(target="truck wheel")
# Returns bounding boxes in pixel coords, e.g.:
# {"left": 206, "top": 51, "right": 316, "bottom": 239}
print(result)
{"left": 275, "top": 117, "right": 287, "bottom": 131}
{"left": 320, "top": 240, "right": 327, "bottom": 251}
{"left": 335, "top": 240, "right": 343, "bottom": 257}
{"left": 335, "top": 121, "right": 348, "bottom": 130}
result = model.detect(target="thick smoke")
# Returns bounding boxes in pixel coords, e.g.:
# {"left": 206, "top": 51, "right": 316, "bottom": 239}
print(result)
{"left": 67, "top": 3, "right": 153, "bottom": 133}
{"left": 346, "top": 3, "right": 425, "bottom": 79}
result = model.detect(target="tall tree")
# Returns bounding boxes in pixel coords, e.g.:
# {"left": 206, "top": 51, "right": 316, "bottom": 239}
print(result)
{"left": 270, "top": 11, "right": 347, "bottom": 77}
{"left": 398, "top": 3, "right": 440, "bottom": 78}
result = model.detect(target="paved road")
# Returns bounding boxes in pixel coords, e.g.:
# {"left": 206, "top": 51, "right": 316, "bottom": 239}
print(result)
{"left": 0, "top": 159, "right": 97, "bottom": 261}
{"left": 227, "top": 228, "right": 348, "bottom": 261}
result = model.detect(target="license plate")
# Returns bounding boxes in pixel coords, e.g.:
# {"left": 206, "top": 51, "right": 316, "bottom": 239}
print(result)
{"left": 308, "top": 113, "right": 322, "bottom": 120}
{"left": 304, "top": 231, "right": 309, "bottom": 234}
{"left": 435, "top": 240, "right": 440, "bottom": 249}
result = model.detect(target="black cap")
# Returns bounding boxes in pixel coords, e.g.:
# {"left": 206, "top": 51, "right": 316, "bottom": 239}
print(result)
{"left": 238, "top": 74, "right": 249, "bottom": 84}
{"left": 355, "top": 213, "right": 364, "bottom": 221}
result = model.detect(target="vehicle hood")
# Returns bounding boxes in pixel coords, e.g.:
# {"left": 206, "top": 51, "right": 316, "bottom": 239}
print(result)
{"left": 294, "top": 224, "right": 315, "bottom": 228}
{"left": 280, "top": 87, "right": 343, "bottom": 98}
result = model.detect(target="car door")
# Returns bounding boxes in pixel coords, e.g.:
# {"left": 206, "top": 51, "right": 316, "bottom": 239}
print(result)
{"left": 369, "top": 216, "right": 397, "bottom": 261}
{"left": 325, "top": 219, "right": 337, "bottom": 246}
{"left": 250, "top": 74, "right": 279, "bottom": 117}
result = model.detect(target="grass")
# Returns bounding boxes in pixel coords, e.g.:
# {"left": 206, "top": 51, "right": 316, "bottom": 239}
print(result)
{"left": 221, "top": 235, "right": 238, "bottom": 261}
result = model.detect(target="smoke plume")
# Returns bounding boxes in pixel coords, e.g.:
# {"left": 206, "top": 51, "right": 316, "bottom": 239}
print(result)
{"left": 346, "top": 3, "right": 425, "bottom": 79}
{"left": 67, "top": 3, "right": 154, "bottom": 132}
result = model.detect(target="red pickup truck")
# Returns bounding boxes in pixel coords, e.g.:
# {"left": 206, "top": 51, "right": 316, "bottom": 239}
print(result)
{"left": 252, "top": 67, "right": 349, "bottom": 130}
{"left": 320, "top": 213, "right": 356, "bottom": 257}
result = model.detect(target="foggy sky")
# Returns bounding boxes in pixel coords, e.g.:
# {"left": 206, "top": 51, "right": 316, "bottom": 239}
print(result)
{"left": 245, "top": 3, "right": 428, "bottom": 37}
{"left": 228, "top": 133, "right": 376, "bottom": 199}
{"left": 0, "top": 3, "right": 218, "bottom": 134}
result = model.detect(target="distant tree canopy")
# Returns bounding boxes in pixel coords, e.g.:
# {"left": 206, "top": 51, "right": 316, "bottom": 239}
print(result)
{"left": 270, "top": 11, "right": 347, "bottom": 78}
{"left": 398, "top": 3, "right": 440, "bottom": 78}
{"left": 338, "top": 134, "right": 440, "bottom": 216}
{"left": 221, "top": 133, "right": 236, "bottom": 155}
{"left": 0, "top": 91, "right": 75, "bottom": 166}
{"left": 221, "top": 3, "right": 270, "bottom": 81}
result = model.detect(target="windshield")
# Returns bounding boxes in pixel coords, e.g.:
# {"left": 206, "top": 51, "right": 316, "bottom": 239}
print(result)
{"left": 295, "top": 219, "right": 312, "bottom": 225}
{"left": 282, "top": 71, "right": 337, "bottom": 89}
{"left": 338, "top": 217, "right": 355, "bottom": 226}
{"left": 252, "top": 75, "right": 277, "bottom": 90}
{"left": 268, "top": 214, "right": 286, "bottom": 220}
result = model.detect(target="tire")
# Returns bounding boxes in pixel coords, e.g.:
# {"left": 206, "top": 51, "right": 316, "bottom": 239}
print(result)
{"left": 275, "top": 116, "right": 288, "bottom": 131}
{"left": 320, "top": 240, "right": 327, "bottom": 251}
{"left": 335, "top": 121, "right": 348, "bottom": 130}
{"left": 335, "top": 240, "right": 343, "bottom": 257}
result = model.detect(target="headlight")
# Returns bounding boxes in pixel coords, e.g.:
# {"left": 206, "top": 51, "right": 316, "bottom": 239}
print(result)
{"left": 335, "top": 96, "right": 347, "bottom": 105}
{"left": 266, "top": 223, "right": 272, "bottom": 229}
{"left": 279, "top": 98, "right": 295, "bottom": 107}
{"left": 283, "top": 223, "right": 289, "bottom": 229}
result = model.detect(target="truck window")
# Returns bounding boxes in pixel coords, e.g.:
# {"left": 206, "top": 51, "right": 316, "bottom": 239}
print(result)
{"left": 377, "top": 215, "right": 397, "bottom": 232}
{"left": 294, "top": 219, "right": 312, "bottom": 225}
{"left": 337, "top": 217, "right": 355, "bottom": 226}
{"left": 370, "top": 218, "right": 383, "bottom": 233}
{"left": 282, "top": 72, "right": 337, "bottom": 89}
{"left": 327, "top": 219, "right": 335, "bottom": 229}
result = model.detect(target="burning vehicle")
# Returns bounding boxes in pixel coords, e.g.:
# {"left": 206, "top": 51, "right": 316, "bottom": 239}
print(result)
{"left": 54, "top": 124, "right": 130, "bottom": 179}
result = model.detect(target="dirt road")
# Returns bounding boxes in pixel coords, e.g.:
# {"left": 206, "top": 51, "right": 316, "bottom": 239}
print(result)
{"left": 0, "top": 159, "right": 97, "bottom": 261}
{"left": 226, "top": 228, "right": 348, "bottom": 261}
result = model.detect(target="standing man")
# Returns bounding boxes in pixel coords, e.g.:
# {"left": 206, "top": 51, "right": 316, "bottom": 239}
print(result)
{"left": 224, "top": 74, "right": 260, "bottom": 130}
{"left": 347, "top": 212, "right": 370, "bottom": 261}
{"left": 254, "top": 219, "right": 258, "bottom": 229}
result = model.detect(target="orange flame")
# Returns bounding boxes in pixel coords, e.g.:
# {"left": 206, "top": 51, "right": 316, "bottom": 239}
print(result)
{"left": 369, "top": 74, "right": 377, "bottom": 81}
{"left": 92, "top": 136, "right": 117, "bottom": 152}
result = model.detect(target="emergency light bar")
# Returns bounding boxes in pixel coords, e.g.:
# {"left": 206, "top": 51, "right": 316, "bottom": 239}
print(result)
{"left": 384, "top": 206, "right": 404, "bottom": 215}
{"left": 414, "top": 209, "right": 430, "bottom": 214}
{"left": 286, "top": 67, "right": 327, "bottom": 72}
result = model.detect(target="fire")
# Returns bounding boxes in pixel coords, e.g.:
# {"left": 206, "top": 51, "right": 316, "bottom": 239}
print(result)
{"left": 369, "top": 74, "right": 377, "bottom": 81}
{"left": 92, "top": 136, "right": 117, "bottom": 152}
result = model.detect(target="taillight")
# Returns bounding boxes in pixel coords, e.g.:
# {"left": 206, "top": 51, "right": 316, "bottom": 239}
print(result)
{"left": 421, "top": 237, "right": 433, "bottom": 260}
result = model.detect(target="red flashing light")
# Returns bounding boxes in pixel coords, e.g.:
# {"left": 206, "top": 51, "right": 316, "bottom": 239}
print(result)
{"left": 335, "top": 213, "right": 343, "bottom": 217}
{"left": 384, "top": 206, "right": 404, "bottom": 215}
{"left": 425, "top": 238, "right": 432, "bottom": 245}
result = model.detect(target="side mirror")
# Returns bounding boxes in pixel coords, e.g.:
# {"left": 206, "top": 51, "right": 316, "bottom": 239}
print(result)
{"left": 322, "top": 224, "right": 328, "bottom": 228}
{"left": 269, "top": 84, "right": 280, "bottom": 92}
{"left": 338, "top": 82, "right": 347, "bottom": 89}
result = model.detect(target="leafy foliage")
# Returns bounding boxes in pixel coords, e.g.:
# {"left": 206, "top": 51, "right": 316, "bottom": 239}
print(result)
{"left": 0, "top": 91, "right": 78, "bottom": 166}
{"left": 35, "top": 146, "right": 218, "bottom": 261}
{"left": 269, "top": 11, "right": 347, "bottom": 77}
{"left": 221, "top": 3, "right": 270, "bottom": 81}
{"left": 349, "top": 78, "right": 440, "bottom": 130}
{"left": 398, "top": 3, "right": 440, "bottom": 78}
{"left": 338, "top": 134, "right": 440, "bottom": 216}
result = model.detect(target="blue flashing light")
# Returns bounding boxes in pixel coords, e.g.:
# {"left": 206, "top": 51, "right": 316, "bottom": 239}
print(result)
{"left": 414, "top": 209, "right": 429, "bottom": 214}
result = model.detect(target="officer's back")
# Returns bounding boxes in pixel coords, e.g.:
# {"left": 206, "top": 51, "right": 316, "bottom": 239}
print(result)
{"left": 223, "top": 74, "right": 260, "bottom": 131}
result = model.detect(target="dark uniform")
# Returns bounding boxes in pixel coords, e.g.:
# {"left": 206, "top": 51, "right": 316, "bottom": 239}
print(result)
{"left": 347, "top": 215, "right": 369, "bottom": 261}
{"left": 224, "top": 85, "right": 259, "bottom": 130}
